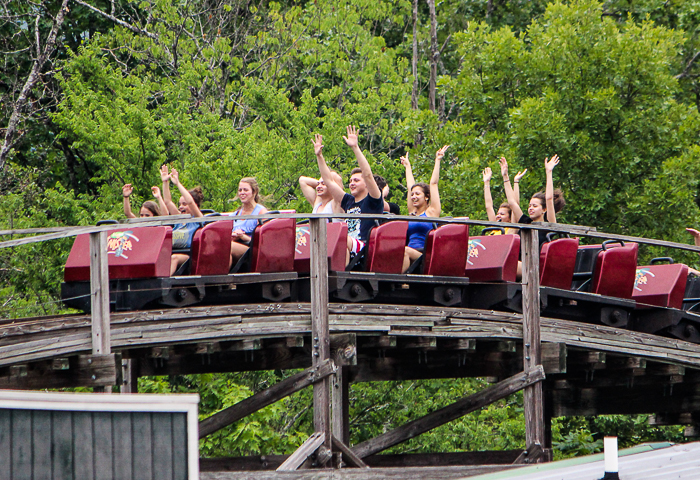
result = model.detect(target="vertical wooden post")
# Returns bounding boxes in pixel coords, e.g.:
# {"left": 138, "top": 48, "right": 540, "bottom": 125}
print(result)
{"left": 310, "top": 218, "right": 331, "bottom": 464}
{"left": 121, "top": 358, "right": 139, "bottom": 394}
{"left": 521, "top": 228, "right": 544, "bottom": 460}
{"left": 90, "top": 231, "right": 111, "bottom": 393}
{"left": 332, "top": 366, "right": 350, "bottom": 445}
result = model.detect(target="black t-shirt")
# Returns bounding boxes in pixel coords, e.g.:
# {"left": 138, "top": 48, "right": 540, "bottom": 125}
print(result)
{"left": 388, "top": 202, "right": 401, "bottom": 215}
{"left": 518, "top": 214, "right": 549, "bottom": 252}
{"left": 341, "top": 192, "right": 384, "bottom": 243}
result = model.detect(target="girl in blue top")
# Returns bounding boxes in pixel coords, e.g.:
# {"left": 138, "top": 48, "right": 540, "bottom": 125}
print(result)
{"left": 166, "top": 167, "right": 204, "bottom": 275}
{"left": 400, "top": 145, "right": 448, "bottom": 273}
{"left": 229, "top": 177, "right": 268, "bottom": 268}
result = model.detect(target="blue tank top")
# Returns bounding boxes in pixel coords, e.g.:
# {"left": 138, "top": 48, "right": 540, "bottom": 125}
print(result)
{"left": 406, "top": 213, "right": 433, "bottom": 250}
{"left": 172, "top": 221, "right": 202, "bottom": 249}
{"left": 232, "top": 203, "right": 264, "bottom": 234}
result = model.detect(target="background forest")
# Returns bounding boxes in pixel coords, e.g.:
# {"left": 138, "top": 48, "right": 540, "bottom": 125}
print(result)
{"left": 2, "top": 0, "right": 700, "bottom": 460}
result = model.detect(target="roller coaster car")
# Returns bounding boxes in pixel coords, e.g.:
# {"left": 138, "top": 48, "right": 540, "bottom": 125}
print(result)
{"left": 630, "top": 259, "right": 700, "bottom": 343}
{"left": 61, "top": 219, "right": 298, "bottom": 312}
{"left": 538, "top": 239, "right": 639, "bottom": 329}
{"left": 331, "top": 222, "right": 470, "bottom": 307}
{"left": 462, "top": 229, "right": 520, "bottom": 310}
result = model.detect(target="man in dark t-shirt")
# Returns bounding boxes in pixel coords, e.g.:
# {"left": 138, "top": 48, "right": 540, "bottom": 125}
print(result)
{"left": 313, "top": 126, "right": 384, "bottom": 256}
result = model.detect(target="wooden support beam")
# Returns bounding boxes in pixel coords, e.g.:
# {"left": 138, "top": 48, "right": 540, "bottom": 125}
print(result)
{"left": 121, "top": 358, "right": 138, "bottom": 393}
{"left": 358, "top": 335, "right": 397, "bottom": 349}
{"left": 351, "top": 366, "right": 545, "bottom": 459}
{"left": 310, "top": 217, "right": 332, "bottom": 464}
{"left": 520, "top": 228, "right": 544, "bottom": 459}
{"left": 199, "top": 450, "right": 524, "bottom": 471}
{"left": 331, "top": 333, "right": 357, "bottom": 367}
{"left": 332, "top": 435, "right": 369, "bottom": 469}
{"left": 89, "top": 231, "right": 110, "bottom": 356}
{"left": 513, "top": 442, "right": 546, "bottom": 464}
{"left": 541, "top": 343, "right": 566, "bottom": 374}
{"left": 0, "top": 354, "right": 119, "bottom": 389}
{"left": 276, "top": 432, "right": 325, "bottom": 472}
{"left": 332, "top": 366, "right": 350, "bottom": 447}
{"left": 224, "top": 339, "right": 262, "bottom": 351}
{"left": 199, "top": 359, "right": 336, "bottom": 438}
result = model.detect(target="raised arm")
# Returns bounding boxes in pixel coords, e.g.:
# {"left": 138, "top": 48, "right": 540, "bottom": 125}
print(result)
{"left": 426, "top": 145, "right": 447, "bottom": 217}
{"left": 313, "top": 134, "right": 346, "bottom": 204}
{"left": 512, "top": 168, "right": 527, "bottom": 222}
{"left": 122, "top": 184, "right": 136, "bottom": 219}
{"left": 343, "top": 125, "right": 381, "bottom": 199}
{"left": 544, "top": 155, "right": 559, "bottom": 224}
{"left": 170, "top": 168, "right": 203, "bottom": 218}
{"left": 161, "top": 165, "right": 179, "bottom": 215}
{"left": 298, "top": 176, "right": 320, "bottom": 207}
{"left": 482, "top": 167, "right": 496, "bottom": 222}
{"left": 401, "top": 152, "right": 417, "bottom": 214}
{"left": 500, "top": 157, "right": 523, "bottom": 220}
{"left": 152, "top": 186, "right": 169, "bottom": 216}
{"left": 687, "top": 229, "right": 700, "bottom": 258}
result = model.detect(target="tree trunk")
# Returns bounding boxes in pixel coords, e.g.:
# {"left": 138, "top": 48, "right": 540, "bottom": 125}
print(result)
{"left": 411, "top": 0, "right": 419, "bottom": 110}
{"left": 0, "top": 0, "right": 70, "bottom": 171}
{"left": 427, "top": 0, "right": 438, "bottom": 114}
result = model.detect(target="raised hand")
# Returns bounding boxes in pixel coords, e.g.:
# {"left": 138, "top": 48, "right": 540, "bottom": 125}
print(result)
{"left": 312, "top": 134, "right": 324, "bottom": 156}
{"left": 499, "top": 157, "right": 509, "bottom": 179}
{"left": 687, "top": 228, "right": 700, "bottom": 247}
{"left": 151, "top": 186, "right": 161, "bottom": 198}
{"left": 122, "top": 184, "right": 133, "bottom": 197}
{"left": 400, "top": 152, "right": 411, "bottom": 169}
{"left": 170, "top": 168, "right": 180, "bottom": 185}
{"left": 514, "top": 168, "right": 528, "bottom": 183}
{"left": 545, "top": 154, "right": 560, "bottom": 173}
{"left": 482, "top": 167, "right": 492, "bottom": 184}
{"left": 343, "top": 125, "right": 359, "bottom": 148}
{"left": 435, "top": 145, "right": 449, "bottom": 161}
{"left": 160, "top": 164, "right": 170, "bottom": 182}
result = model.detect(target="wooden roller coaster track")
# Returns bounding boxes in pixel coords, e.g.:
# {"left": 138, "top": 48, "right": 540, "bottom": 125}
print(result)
{"left": 2, "top": 215, "right": 700, "bottom": 478}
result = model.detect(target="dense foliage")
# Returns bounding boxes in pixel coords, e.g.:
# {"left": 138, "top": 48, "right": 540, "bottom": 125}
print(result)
{"left": 1, "top": 0, "right": 697, "bottom": 460}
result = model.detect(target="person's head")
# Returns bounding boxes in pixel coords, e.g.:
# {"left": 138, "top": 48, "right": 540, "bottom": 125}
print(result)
{"left": 178, "top": 186, "right": 203, "bottom": 214}
{"left": 529, "top": 189, "right": 565, "bottom": 221}
{"left": 410, "top": 182, "right": 431, "bottom": 211}
{"left": 140, "top": 201, "right": 160, "bottom": 218}
{"left": 373, "top": 175, "right": 391, "bottom": 199}
{"left": 316, "top": 177, "right": 329, "bottom": 199}
{"left": 348, "top": 168, "right": 367, "bottom": 199}
{"left": 495, "top": 202, "right": 511, "bottom": 222}
{"left": 316, "top": 171, "right": 343, "bottom": 200}
{"left": 238, "top": 177, "right": 262, "bottom": 206}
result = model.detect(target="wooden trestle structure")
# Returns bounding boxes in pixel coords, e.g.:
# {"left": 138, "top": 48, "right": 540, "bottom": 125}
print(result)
{"left": 2, "top": 216, "right": 700, "bottom": 479}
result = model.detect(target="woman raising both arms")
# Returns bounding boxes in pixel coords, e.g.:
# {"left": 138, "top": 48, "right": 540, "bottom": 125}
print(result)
{"left": 400, "top": 145, "right": 448, "bottom": 273}
{"left": 500, "top": 155, "right": 565, "bottom": 278}
{"left": 482, "top": 165, "right": 527, "bottom": 233}
{"left": 121, "top": 183, "right": 168, "bottom": 218}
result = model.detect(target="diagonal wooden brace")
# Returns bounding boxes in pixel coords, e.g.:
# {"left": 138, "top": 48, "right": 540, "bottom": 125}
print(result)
{"left": 276, "top": 432, "right": 326, "bottom": 471}
{"left": 199, "top": 359, "right": 336, "bottom": 438}
{"left": 332, "top": 435, "right": 369, "bottom": 469}
{"left": 351, "top": 366, "right": 546, "bottom": 458}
